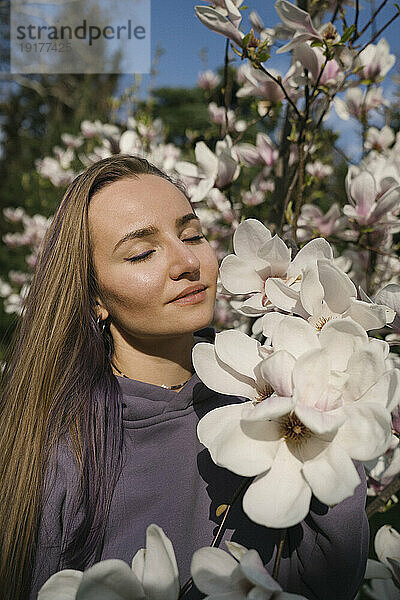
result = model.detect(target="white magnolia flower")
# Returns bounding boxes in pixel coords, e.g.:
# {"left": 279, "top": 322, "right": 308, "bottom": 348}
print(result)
{"left": 193, "top": 316, "right": 400, "bottom": 528}
{"left": 175, "top": 137, "right": 240, "bottom": 202}
{"left": 191, "top": 541, "right": 308, "bottom": 599}
{"left": 359, "top": 38, "right": 395, "bottom": 82}
{"left": 365, "top": 126, "right": 395, "bottom": 152}
{"left": 198, "top": 70, "right": 221, "bottom": 90}
{"left": 375, "top": 284, "right": 400, "bottom": 330}
{"left": 343, "top": 169, "right": 400, "bottom": 231}
{"left": 334, "top": 87, "right": 386, "bottom": 121}
{"left": 236, "top": 62, "right": 298, "bottom": 104}
{"left": 38, "top": 524, "right": 180, "bottom": 600}
{"left": 219, "top": 218, "right": 333, "bottom": 316}
{"left": 275, "top": 0, "right": 321, "bottom": 54}
{"left": 195, "top": 2, "right": 244, "bottom": 46}
{"left": 294, "top": 43, "right": 343, "bottom": 87}
{"left": 264, "top": 258, "right": 395, "bottom": 332}
{"left": 364, "top": 525, "right": 400, "bottom": 599}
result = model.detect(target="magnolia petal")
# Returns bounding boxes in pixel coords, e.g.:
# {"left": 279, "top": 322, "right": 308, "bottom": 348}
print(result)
{"left": 295, "top": 404, "right": 345, "bottom": 435}
{"left": 220, "top": 254, "right": 265, "bottom": 294}
{"left": 343, "top": 298, "right": 395, "bottom": 330}
{"left": 190, "top": 547, "right": 237, "bottom": 594}
{"left": 375, "top": 284, "right": 400, "bottom": 315}
{"left": 261, "top": 312, "right": 286, "bottom": 339}
{"left": 272, "top": 316, "right": 319, "bottom": 359}
{"left": 365, "top": 559, "right": 392, "bottom": 580}
{"left": 334, "top": 402, "right": 392, "bottom": 461}
{"left": 317, "top": 259, "right": 355, "bottom": 314}
{"left": 242, "top": 395, "right": 295, "bottom": 421}
{"left": 299, "top": 265, "right": 324, "bottom": 316}
{"left": 38, "top": 570, "right": 83, "bottom": 600}
{"left": 225, "top": 541, "right": 248, "bottom": 562}
{"left": 192, "top": 343, "right": 256, "bottom": 399}
{"left": 275, "top": 0, "right": 319, "bottom": 35}
{"left": 258, "top": 350, "right": 295, "bottom": 397}
{"left": 215, "top": 330, "right": 261, "bottom": 381}
{"left": 242, "top": 442, "right": 312, "bottom": 528}
{"left": 131, "top": 549, "right": 145, "bottom": 583}
{"left": 359, "top": 369, "right": 400, "bottom": 413}
{"left": 319, "top": 317, "right": 368, "bottom": 371}
{"left": 302, "top": 443, "right": 361, "bottom": 506}
{"left": 233, "top": 218, "right": 272, "bottom": 260}
{"left": 195, "top": 141, "right": 219, "bottom": 179}
{"left": 247, "top": 589, "right": 273, "bottom": 600}
{"left": 195, "top": 6, "right": 244, "bottom": 46}
{"left": 264, "top": 278, "right": 300, "bottom": 313}
{"left": 375, "top": 525, "right": 400, "bottom": 567}
{"left": 287, "top": 237, "right": 333, "bottom": 278}
{"left": 239, "top": 549, "right": 282, "bottom": 591}
{"left": 292, "top": 349, "right": 331, "bottom": 409}
{"left": 76, "top": 560, "right": 145, "bottom": 600}
{"left": 142, "top": 525, "right": 180, "bottom": 600}
{"left": 198, "top": 402, "right": 281, "bottom": 476}
{"left": 257, "top": 235, "right": 291, "bottom": 277}
{"left": 350, "top": 170, "right": 376, "bottom": 209}
{"left": 344, "top": 347, "right": 386, "bottom": 402}
{"left": 235, "top": 294, "right": 266, "bottom": 316}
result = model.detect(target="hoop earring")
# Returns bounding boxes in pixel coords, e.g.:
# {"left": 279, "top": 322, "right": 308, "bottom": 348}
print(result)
{"left": 96, "top": 315, "right": 106, "bottom": 334}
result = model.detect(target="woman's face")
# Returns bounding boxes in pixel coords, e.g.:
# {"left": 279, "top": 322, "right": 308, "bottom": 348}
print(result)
{"left": 88, "top": 174, "right": 219, "bottom": 340}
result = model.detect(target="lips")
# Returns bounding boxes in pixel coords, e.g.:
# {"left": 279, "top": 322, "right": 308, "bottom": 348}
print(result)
{"left": 170, "top": 284, "right": 207, "bottom": 302}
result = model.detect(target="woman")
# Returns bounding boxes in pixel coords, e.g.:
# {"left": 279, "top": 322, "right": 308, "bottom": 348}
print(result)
{"left": 0, "top": 155, "right": 368, "bottom": 600}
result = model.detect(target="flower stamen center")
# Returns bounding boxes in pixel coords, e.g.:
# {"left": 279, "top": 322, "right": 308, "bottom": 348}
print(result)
{"left": 281, "top": 413, "right": 311, "bottom": 444}
{"left": 254, "top": 382, "right": 274, "bottom": 404}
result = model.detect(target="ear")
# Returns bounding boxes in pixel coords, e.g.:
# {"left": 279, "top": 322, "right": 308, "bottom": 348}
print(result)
{"left": 95, "top": 299, "right": 109, "bottom": 321}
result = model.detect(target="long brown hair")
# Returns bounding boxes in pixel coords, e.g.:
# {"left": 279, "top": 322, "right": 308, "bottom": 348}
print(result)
{"left": 0, "top": 155, "right": 188, "bottom": 599}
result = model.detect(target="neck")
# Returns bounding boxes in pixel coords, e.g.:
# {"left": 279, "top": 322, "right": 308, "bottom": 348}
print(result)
{"left": 110, "top": 324, "right": 195, "bottom": 390}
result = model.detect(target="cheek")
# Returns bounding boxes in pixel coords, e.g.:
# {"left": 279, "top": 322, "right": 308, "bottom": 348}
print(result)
{"left": 101, "top": 266, "right": 165, "bottom": 313}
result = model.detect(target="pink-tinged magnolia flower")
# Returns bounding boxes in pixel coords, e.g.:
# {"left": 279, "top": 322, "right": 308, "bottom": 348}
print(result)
{"left": 61, "top": 133, "right": 83, "bottom": 149}
{"left": 359, "top": 38, "right": 395, "bottom": 82}
{"left": 208, "top": 102, "right": 236, "bottom": 130}
{"left": 234, "top": 133, "right": 278, "bottom": 168}
{"left": 191, "top": 541, "right": 308, "bottom": 599}
{"left": 219, "top": 218, "right": 333, "bottom": 316}
{"left": 195, "top": 2, "right": 244, "bottom": 46}
{"left": 236, "top": 62, "right": 298, "bottom": 104}
{"left": 193, "top": 317, "right": 399, "bottom": 528}
{"left": 294, "top": 43, "right": 343, "bottom": 87}
{"left": 305, "top": 160, "right": 333, "bottom": 179}
{"left": 375, "top": 284, "right": 400, "bottom": 330}
{"left": 334, "top": 87, "right": 386, "bottom": 121}
{"left": 198, "top": 69, "right": 221, "bottom": 90}
{"left": 295, "top": 203, "right": 348, "bottom": 242}
{"left": 365, "top": 126, "right": 395, "bottom": 152}
{"left": 343, "top": 169, "right": 400, "bottom": 230}
{"left": 263, "top": 258, "right": 395, "bottom": 332}
{"left": 38, "top": 524, "right": 180, "bottom": 600}
{"left": 175, "top": 136, "right": 240, "bottom": 202}
{"left": 3, "top": 207, "right": 25, "bottom": 223}
{"left": 365, "top": 437, "right": 400, "bottom": 496}
{"left": 241, "top": 185, "right": 265, "bottom": 206}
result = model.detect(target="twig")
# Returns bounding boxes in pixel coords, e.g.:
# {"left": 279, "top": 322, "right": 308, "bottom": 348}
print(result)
{"left": 352, "top": 0, "right": 360, "bottom": 43}
{"left": 272, "top": 529, "right": 287, "bottom": 580}
{"left": 178, "top": 477, "right": 253, "bottom": 598}
{"left": 257, "top": 63, "right": 301, "bottom": 119}
{"left": 357, "top": 11, "right": 400, "bottom": 56}
{"left": 222, "top": 38, "right": 231, "bottom": 138}
{"left": 353, "top": 0, "right": 388, "bottom": 41}
{"left": 366, "top": 474, "right": 400, "bottom": 518}
{"left": 234, "top": 112, "right": 270, "bottom": 144}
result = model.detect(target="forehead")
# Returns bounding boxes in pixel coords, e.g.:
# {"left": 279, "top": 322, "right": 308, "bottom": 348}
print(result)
{"left": 88, "top": 174, "right": 193, "bottom": 245}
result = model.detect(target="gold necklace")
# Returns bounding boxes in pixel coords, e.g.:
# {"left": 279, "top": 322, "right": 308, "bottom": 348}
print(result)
{"left": 110, "top": 360, "right": 192, "bottom": 390}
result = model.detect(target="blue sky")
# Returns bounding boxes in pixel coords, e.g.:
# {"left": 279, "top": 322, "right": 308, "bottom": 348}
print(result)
{"left": 124, "top": 1, "right": 399, "bottom": 159}
{"left": 135, "top": 0, "right": 400, "bottom": 92}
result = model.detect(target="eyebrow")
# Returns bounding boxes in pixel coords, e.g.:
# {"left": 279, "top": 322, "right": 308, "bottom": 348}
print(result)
{"left": 113, "top": 213, "right": 200, "bottom": 253}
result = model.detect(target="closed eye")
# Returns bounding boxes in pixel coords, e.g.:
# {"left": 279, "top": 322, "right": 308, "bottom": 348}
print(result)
{"left": 125, "top": 250, "right": 155, "bottom": 263}
{"left": 125, "top": 235, "right": 205, "bottom": 263}
{"left": 182, "top": 235, "right": 205, "bottom": 242}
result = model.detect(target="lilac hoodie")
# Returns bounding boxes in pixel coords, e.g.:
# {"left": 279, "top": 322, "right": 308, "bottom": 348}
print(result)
{"left": 30, "top": 331, "right": 369, "bottom": 600}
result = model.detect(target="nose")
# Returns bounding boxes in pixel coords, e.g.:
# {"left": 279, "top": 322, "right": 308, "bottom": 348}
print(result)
{"left": 169, "top": 237, "right": 201, "bottom": 280}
